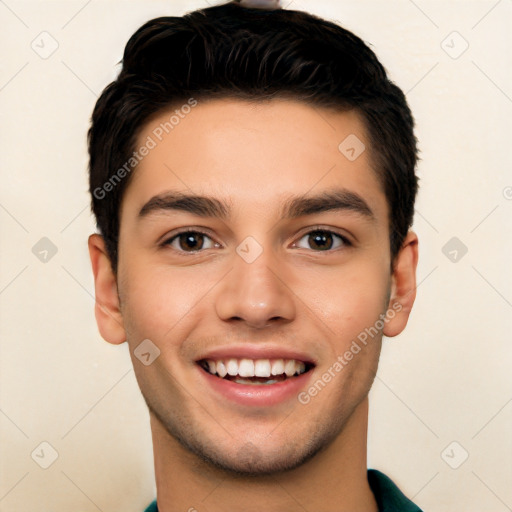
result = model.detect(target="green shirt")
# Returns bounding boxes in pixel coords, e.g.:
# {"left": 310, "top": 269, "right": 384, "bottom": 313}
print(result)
{"left": 143, "top": 469, "right": 423, "bottom": 511}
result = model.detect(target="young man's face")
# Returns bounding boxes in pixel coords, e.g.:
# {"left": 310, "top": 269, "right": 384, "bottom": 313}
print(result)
{"left": 90, "top": 98, "right": 417, "bottom": 475}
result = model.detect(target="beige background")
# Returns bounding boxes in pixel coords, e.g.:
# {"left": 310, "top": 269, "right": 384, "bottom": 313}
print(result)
{"left": 1, "top": 0, "right": 511, "bottom": 510}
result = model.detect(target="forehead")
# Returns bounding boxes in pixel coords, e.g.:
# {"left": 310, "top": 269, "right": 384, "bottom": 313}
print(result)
{"left": 121, "top": 98, "right": 387, "bottom": 223}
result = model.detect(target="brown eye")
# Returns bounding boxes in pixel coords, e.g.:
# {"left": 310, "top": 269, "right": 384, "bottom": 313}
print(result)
{"left": 164, "top": 231, "right": 217, "bottom": 252}
{"left": 295, "top": 230, "right": 349, "bottom": 251}
{"left": 178, "top": 232, "right": 204, "bottom": 251}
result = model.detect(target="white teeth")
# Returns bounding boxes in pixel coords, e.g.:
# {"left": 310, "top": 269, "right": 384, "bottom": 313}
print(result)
{"left": 271, "top": 359, "right": 284, "bottom": 376}
{"left": 254, "top": 359, "right": 271, "bottom": 378}
{"left": 201, "top": 358, "right": 309, "bottom": 379}
{"left": 226, "top": 358, "right": 238, "bottom": 376}
{"left": 284, "top": 359, "right": 297, "bottom": 377}
{"left": 238, "top": 359, "right": 255, "bottom": 377}
{"left": 216, "top": 361, "right": 227, "bottom": 378}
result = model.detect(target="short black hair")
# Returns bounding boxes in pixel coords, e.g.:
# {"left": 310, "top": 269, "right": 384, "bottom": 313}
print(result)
{"left": 88, "top": 1, "right": 419, "bottom": 273}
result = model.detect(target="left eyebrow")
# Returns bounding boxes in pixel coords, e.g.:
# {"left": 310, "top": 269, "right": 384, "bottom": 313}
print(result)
{"left": 137, "top": 188, "right": 375, "bottom": 221}
{"left": 280, "top": 189, "right": 375, "bottom": 220}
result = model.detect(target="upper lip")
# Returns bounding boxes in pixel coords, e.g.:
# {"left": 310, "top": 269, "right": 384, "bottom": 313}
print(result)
{"left": 195, "top": 345, "right": 317, "bottom": 366}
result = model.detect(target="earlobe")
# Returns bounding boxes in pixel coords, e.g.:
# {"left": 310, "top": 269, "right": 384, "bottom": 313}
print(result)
{"left": 383, "top": 231, "right": 419, "bottom": 338}
{"left": 88, "top": 234, "right": 126, "bottom": 345}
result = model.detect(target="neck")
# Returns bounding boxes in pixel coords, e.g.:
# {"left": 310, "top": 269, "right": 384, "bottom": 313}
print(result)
{"left": 151, "top": 398, "right": 377, "bottom": 512}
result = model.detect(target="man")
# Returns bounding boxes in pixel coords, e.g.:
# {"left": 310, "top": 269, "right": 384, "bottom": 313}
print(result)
{"left": 87, "top": 1, "right": 421, "bottom": 510}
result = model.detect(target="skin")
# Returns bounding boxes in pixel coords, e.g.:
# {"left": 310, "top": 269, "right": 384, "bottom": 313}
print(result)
{"left": 89, "top": 98, "right": 418, "bottom": 512}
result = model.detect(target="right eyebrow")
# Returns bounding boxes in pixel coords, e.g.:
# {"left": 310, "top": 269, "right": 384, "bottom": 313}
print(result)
{"left": 138, "top": 192, "right": 231, "bottom": 220}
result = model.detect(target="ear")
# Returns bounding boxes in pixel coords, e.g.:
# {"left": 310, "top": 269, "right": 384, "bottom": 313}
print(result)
{"left": 88, "top": 234, "right": 126, "bottom": 345}
{"left": 383, "top": 231, "right": 419, "bottom": 338}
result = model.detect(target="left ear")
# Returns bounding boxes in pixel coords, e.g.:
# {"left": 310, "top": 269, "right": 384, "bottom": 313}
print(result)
{"left": 383, "top": 231, "right": 419, "bottom": 338}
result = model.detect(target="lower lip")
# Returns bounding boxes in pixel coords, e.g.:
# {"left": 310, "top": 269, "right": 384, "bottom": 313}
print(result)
{"left": 197, "top": 365, "right": 314, "bottom": 407}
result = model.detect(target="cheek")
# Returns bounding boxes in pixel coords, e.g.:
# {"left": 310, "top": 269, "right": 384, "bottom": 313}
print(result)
{"left": 119, "top": 263, "right": 207, "bottom": 345}
{"left": 301, "top": 264, "right": 390, "bottom": 345}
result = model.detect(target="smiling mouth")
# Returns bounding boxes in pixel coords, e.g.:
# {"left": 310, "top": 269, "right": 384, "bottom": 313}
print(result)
{"left": 198, "top": 358, "right": 314, "bottom": 385}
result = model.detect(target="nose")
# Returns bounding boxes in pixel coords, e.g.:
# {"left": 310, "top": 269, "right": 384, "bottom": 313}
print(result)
{"left": 215, "top": 245, "right": 296, "bottom": 329}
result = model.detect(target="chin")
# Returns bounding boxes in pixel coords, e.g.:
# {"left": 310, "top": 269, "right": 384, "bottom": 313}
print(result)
{"left": 187, "top": 439, "right": 321, "bottom": 476}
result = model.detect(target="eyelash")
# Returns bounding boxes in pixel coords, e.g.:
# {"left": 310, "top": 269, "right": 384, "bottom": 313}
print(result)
{"left": 161, "top": 227, "right": 352, "bottom": 255}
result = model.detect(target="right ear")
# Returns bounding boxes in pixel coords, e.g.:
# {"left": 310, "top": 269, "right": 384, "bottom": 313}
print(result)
{"left": 88, "top": 234, "right": 126, "bottom": 345}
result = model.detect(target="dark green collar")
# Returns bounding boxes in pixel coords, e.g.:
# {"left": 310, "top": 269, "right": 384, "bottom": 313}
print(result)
{"left": 368, "top": 469, "right": 423, "bottom": 511}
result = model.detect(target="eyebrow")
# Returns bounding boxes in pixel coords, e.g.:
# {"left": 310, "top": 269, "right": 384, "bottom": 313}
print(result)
{"left": 138, "top": 189, "right": 375, "bottom": 221}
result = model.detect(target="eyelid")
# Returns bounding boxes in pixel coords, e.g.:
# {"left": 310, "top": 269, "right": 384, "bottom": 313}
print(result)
{"left": 291, "top": 225, "right": 353, "bottom": 246}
